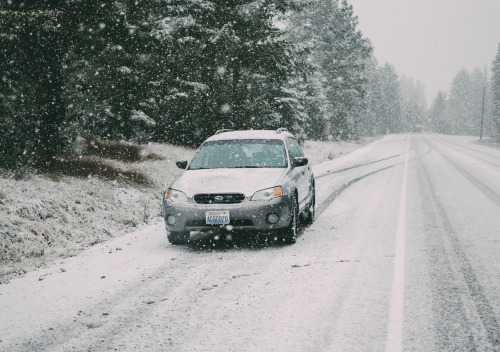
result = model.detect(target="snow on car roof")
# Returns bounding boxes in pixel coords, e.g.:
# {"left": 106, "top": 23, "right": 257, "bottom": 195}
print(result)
{"left": 205, "top": 129, "right": 294, "bottom": 142}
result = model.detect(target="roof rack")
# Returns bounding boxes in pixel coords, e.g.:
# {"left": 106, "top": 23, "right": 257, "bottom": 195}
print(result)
{"left": 215, "top": 129, "right": 235, "bottom": 135}
{"left": 276, "top": 127, "right": 288, "bottom": 134}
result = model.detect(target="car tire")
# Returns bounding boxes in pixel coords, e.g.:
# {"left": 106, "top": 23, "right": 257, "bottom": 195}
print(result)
{"left": 280, "top": 195, "right": 298, "bottom": 244}
{"left": 302, "top": 187, "right": 315, "bottom": 224}
{"left": 167, "top": 231, "right": 190, "bottom": 245}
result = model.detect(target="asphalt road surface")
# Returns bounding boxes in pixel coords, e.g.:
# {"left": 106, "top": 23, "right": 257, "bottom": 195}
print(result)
{"left": 1, "top": 134, "right": 500, "bottom": 352}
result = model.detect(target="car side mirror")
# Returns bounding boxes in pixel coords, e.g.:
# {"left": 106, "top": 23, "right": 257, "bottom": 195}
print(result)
{"left": 292, "top": 157, "right": 308, "bottom": 168}
{"left": 176, "top": 160, "right": 188, "bottom": 169}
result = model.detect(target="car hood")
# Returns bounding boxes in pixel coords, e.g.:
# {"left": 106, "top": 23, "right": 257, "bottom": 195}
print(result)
{"left": 171, "top": 168, "right": 287, "bottom": 197}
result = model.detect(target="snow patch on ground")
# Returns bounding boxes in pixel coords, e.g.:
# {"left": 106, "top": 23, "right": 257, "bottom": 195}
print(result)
{"left": 303, "top": 138, "right": 378, "bottom": 165}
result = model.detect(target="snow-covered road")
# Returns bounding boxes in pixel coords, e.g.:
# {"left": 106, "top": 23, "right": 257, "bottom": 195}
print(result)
{"left": 1, "top": 134, "right": 500, "bottom": 351}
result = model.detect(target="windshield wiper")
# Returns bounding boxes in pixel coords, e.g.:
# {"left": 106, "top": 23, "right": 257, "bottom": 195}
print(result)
{"left": 232, "top": 166, "right": 262, "bottom": 168}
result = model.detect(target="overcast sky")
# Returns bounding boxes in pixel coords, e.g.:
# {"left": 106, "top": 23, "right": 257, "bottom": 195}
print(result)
{"left": 346, "top": 0, "right": 500, "bottom": 103}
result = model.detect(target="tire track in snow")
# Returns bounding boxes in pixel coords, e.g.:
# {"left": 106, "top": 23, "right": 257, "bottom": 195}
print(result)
{"left": 314, "top": 164, "right": 396, "bottom": 221}
{"left": 416, "top": 139, "right": 500, "bottom": 350}
{"left": 432, "top": 137, "right": 500, "bottom": 170}
{"left": 315, "top": 154, "right": 401, "bottom": 179}
{"left": 430, "top": 140, "right": 500, "bottom": 209}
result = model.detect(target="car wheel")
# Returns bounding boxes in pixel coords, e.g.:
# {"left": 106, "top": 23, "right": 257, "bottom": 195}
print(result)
{"left": 302, "top": 187, "right": 315, "bottom": 224}
{"left": 167, "top": 231, "right": 190, "bottom": 245}
{"left": 280, "top": 195, "right": 298, "bottom": 244}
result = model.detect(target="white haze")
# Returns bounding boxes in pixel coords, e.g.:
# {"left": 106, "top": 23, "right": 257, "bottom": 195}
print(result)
{"left": 347, "top": 0, "right": 500, "bottom": 102}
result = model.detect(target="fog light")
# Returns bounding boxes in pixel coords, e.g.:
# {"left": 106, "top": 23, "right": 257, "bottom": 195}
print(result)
{"left": 167, "top": 215, "right": 177, "bottom": 225}
{"left": 267, "top": 213, "right": 280, "bottom": 224}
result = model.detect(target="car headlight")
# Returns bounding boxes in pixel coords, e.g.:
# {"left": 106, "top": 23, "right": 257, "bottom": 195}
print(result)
{"left": 251, "top": 186, "right": 283, "bottom": 201}
{"left": 165, "top": 188, "right": 188, "bottom": 202}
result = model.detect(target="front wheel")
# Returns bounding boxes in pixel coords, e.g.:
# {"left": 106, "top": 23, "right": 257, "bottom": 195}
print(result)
{"left": 280, "top": 196, "right": 298, "bottom": 244}
{"left": 167, "top": 231, "right": 190, "bottom": 245}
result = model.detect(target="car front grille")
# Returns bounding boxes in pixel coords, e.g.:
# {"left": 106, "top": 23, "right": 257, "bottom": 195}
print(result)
{"left": 193, "top": 193, "right": 245, "bottom": 204}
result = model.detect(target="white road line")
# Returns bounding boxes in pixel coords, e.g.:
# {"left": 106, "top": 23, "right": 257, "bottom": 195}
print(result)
{"left": 385, "top": 141, "right": 410, "bottom": 352}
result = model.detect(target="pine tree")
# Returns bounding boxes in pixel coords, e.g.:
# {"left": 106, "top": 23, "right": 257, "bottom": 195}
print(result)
{"left": 1, "top": 0, "right": 170, "bottom": 168}
{"left": 492, "top": 43, "right": 500, "bottom": 138}
{"left": 400, "top": 76, "right": 427, "bottom": 132}
{"left": 446, "top": 68, "right": 489, "bottom": 136}
{"left": 1, "top": 1, "right": 148, "bottom": 167}
{"left": 1, "top": 2, "right": 67, "bottom": 168}
{"left": 66, "top": 0, "right": 166, "bottom": 142}
{"left": 428, "top": 91, "right": 448, "bottom": 134}
{"left": 287, "top": 0, "right": 372, "bottom": 140}
{"left": 361, "top": 60, "right": 402, "bottom": 136}
{"left": 155, "top": 0, "right": 307, "bottom": 146}
{"left": 285, "top": 2, "right": 328, "bottom": 140}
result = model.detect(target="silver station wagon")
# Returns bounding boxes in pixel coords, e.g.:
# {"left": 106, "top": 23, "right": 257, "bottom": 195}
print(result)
{"left": 162, "top": 128, "right": 315, "bottom": 244}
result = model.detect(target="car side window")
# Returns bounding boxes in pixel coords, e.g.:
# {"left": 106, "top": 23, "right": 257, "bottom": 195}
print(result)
{"left": 286, "top": 138, "right": 304, "bottom": 161}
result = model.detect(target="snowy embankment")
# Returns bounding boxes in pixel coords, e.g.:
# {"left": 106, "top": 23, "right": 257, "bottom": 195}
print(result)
{"left": 0, "top": 138, "right": 373, "bottom": 282}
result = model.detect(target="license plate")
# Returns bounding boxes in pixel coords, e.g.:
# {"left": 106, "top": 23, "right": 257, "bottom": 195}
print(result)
{"left": 206, "top": 211, "right": 230, "bottom": 225}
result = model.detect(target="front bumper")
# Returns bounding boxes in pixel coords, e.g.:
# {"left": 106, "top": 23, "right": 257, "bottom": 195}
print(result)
{"left": 163, "top": 195, "right": 293, "bottom": 233}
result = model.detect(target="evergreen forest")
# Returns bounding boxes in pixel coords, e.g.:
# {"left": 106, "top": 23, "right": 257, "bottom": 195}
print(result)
{"left": 2, "top": 0, "right": 500, "bottom": 171}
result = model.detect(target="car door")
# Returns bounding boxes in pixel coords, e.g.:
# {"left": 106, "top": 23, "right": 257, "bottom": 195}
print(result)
{"left": 286, "top": 137, "right": 311, "bottom": 211}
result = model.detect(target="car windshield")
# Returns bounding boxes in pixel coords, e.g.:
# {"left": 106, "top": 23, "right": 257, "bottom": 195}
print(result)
{"left": 188, "top": 139, "right": 288, "bottom": 170}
